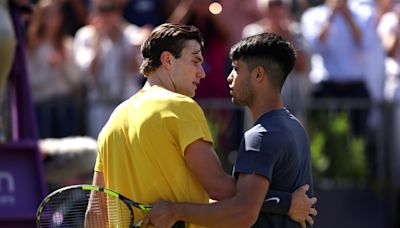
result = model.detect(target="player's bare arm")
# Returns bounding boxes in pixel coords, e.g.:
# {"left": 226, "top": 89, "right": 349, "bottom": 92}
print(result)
{"left": 184, "top": 139, "right": 236, "bottom": 200}
{"left": 85, "top": 171, "right": 107, "bottom": 227}
{"left": 181, "top": 139, "right": 317, "bottom": 225}
{"left": 142, "top": 173, "right": 270, "bottom": 228}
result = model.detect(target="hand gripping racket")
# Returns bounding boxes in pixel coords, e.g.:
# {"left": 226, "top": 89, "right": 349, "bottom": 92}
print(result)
{"left": 36, "top": 184, "right": 185, "bottom": 227}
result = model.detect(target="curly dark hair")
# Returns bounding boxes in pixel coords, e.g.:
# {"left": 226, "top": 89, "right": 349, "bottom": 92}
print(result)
{"left": 140, "top": 23, "right": 204, "bottom": 76}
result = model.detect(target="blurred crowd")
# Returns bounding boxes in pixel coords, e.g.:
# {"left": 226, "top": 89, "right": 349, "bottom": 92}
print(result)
{"left": 13, "top": 0, "right": 400, "bottom": 141}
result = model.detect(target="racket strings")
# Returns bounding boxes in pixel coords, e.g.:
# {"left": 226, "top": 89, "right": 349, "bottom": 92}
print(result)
{"left": 37, "top": 188, "right": 134, "bottom": 227}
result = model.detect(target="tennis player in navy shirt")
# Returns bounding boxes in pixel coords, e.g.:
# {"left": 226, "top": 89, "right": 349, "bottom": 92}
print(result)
{"left": 144, "top": 33, "right": 316, "bottom": 228}
{"left": 234, "top": 107, "right": 314, "bottom": 227}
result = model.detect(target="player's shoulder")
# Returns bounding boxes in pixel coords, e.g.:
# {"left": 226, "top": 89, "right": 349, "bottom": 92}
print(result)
{"left": 243, "top": 124, "right": 267, "bottom": 151}
{"left": 170, "top": 95, "right": 200, "bottom": 109}
{"left": 141, "top": 85, "right": 189, "bottom": 99}
{"left": 245, "top": 123, "right": 287, "bottom": 141}
{"left": 153, "top": 87, "right": 201, "bottom": 109}
{"left": 99, "top": 99, "right": 132, "bottom": 131}
{"left": 167, "top": 96, "right": 204, "bottom": 119}
{"left": 109, "top": 98, "right": 131, "bottom": 116}
{"left": 134, "top": 86, "right": 204, "bottom": 117}
{"left": 248, "top": 111, "right": 295, "bottom": 145}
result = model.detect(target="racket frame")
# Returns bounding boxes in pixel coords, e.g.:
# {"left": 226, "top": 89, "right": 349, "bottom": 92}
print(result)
{"left": 36, "top": 184, "right": 152, "bottom": 227}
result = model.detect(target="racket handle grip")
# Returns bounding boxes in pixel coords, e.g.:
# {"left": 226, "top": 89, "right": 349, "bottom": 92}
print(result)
{"left": 173, "top": 221, "right": 185, "bottom": 228}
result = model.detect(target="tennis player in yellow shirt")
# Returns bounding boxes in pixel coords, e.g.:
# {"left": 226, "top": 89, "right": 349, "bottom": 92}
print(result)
{"left": 91, "top": 23, "right": 234, "bottom": 227}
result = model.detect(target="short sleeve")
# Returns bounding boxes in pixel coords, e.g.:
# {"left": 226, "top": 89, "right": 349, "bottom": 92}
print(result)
{"left": 234, "top": 125, "right": 284, "bottom": 182}
{"left": 163, "top": 100, "right": 213, "bottom": 156}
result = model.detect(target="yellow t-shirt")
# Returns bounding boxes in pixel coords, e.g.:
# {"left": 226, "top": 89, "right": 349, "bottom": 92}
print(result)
{"left": 95, "top": 85, "right": 213, "bottom": 227}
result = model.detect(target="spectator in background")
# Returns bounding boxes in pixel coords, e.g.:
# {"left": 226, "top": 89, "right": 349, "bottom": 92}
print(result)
{"left": 357, "top": 0, "right": 386, "bottom": 106}
{"left": 301, "top": 0, "right": 385, "bottom": 179}
{"left": 219, "top": 0, "right": 261, "bottom": 46}
{"left": 26, "top": 0, "right": 81, "bottom": 138}
{"left": 378, "top": 2, "right": 400, "bottom": 80}
{"left": 0, "top": 0, "right": 16, "bottom": 141}
{"left": 169, "top": 0, "right": 231, "bottom": 98}
{"left": 378, "top": 2, "right": 400, "bottom": 190}
{"left": 354, "top": 0, "right": 386, "bottom": 176}
{"left": 73, "top": 0, "right": 142, "bottom": 138}
{"left": 121, "top": 0, "right": 178, "bottom": 28}
{"left": 243, "top": 0, "right": 311, "bottom": 122}
{"left": 30, "top": 0, "right": 88, "bottom": 36}
{"left": 301, "top": 0, "right": 375, "bottom": 136}
{"left": 0, "top": 0, "right": 15, "bottom": 93}
{"left": 62, "top": 0, "right": 89, "bottom": 36}
{"left": 376, "top": 0, "right": 393, "bottom": 19}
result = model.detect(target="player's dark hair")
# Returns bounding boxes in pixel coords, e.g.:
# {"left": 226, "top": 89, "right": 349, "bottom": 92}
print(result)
{"left": 230, "top": 33, "right": 296, "bottom": 89}
{"left": 140, "top": 23, "right": 204, "bottom": 76}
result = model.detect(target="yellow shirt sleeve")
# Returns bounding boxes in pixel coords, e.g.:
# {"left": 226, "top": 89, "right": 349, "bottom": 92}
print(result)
{"left": 163, "top": 99, "right": 214, "bottom": 156}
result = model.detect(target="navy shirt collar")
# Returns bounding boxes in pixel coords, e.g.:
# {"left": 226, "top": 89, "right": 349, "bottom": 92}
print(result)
{"left": 254, "top": 108, "right": 290, "bottom": 125}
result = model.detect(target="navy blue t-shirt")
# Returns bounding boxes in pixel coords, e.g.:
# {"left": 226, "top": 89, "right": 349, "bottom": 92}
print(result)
{"left": 233, "top": 108, "right": 314, "bottom": 227}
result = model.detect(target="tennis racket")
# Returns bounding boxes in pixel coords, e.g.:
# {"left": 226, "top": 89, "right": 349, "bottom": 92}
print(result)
{"left": 36, "top": 184, "right": 185, "bottom": 227}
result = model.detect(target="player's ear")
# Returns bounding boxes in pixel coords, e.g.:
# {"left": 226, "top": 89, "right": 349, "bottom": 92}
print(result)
{"left": 253, "top": 66, "right": 265, "bottom": 82}
{"left": 160, "top": 51, "right": 173, "bottom": 70}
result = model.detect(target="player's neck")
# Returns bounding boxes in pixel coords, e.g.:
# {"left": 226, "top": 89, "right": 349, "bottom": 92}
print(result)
{"left": 249, "top": 96, "right": 283, "bottom": 123}
{"left": 145, "top": 70, "right": 175, "bottom": 92}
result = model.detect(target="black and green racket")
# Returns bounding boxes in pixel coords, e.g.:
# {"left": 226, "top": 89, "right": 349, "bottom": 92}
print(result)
{"left": 36, "top": 184, "right": 185, "bottom": 227}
